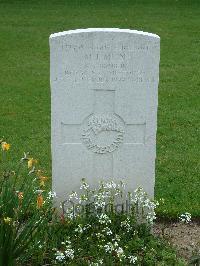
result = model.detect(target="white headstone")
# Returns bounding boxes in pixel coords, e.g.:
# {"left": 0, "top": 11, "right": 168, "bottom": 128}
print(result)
{"left": 50, "top": 28, "right": 160, "bottom": 204}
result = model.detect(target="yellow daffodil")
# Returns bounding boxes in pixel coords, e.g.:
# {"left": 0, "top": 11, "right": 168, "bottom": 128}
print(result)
{"left": 39, "top": 176, "right": 48, "bottom": 187}
{"left": 37, "top": 194, "right": 44, "bottom": 208}
{"left": 4, "top": 217, "right": 12, "bottom": 224}
{"left": 28, "top": 158, "right": 37, "bottom": 168}
{"left": 1, "top": 142, "right": 10, "bottom": 151}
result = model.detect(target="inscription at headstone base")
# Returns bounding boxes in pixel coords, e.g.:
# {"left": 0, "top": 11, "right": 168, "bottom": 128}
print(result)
{"left": 50, "top": 28, "right": 160, "bottom": 205}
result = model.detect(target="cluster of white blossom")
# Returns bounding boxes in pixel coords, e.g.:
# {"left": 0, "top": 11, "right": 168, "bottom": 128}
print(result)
{"left": 75, "top": 224, "right": 83, "bottom": 234}
{"left": 102, "top": 226, "right": 112, "bottom": 236}
{"left": 74, "top": 223, "right": 92, "bottom": 234}
{"left": 80, "top": 179, "right": 90, "bottom": 190}
{"left": 116, "top": 247, "right": 126, "bottom": 260}
{"left": 69, "top": 191, "right": 78, "bottom": 201}
{"left": 100, "top": 180, "right": 124, "bottom": 199}
{"left": 55, "top": 239, "right": 74, "bottom": 262}
{"left": 104, "top": 241, "right": 125, "bottom": 261}
{"left": 128, "top": 255, "right": 138, "bottom": 264}
{"left": 93, "top": 192, "right": 107, "bottom": 209}
{"left": 90, "top": 180, "right": 127, "bottom": 213}
{"left": 104, "top": 242, "right": 114, "bottom": 253}
{"left": 83, "top": 223, "right": 92, "bottom": 230}
{"left": 97, "top": 213, "right": 111, "bottom": 225}
{"left": 47, "top": 191, "right": 57, "bottom": 199}
{"left": 64, "top": 180, "right": 159, "bottom": 225}
{"left": 179, "top": 212, "right": 192, "bottom": 223}
{"left": 64, "top": 206, "right": 75, "bottom": 220}
{"left": 103, "top": 180, "right": 117, "bottom": 189}
{"left": 102, "top": 180, "right": 125, "bottom": 190}
{"left": 55, "top": 250, "right": 65, "bottom": 262}
{"left": 120, "top": 217, "right": 132, "bottom": 232}
{"left": 64, "top": 248, "right": 74, "bottom": 259}
{"left": 54, "top": 179, "right": 160, "bottom": 264}
{"left": 131, "top": 187, "right": 159, "bottom": 224}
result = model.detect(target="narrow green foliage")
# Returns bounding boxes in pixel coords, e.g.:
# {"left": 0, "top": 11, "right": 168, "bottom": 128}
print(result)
{"left": 0, "top": 149, "right": 52, "bottom": 266}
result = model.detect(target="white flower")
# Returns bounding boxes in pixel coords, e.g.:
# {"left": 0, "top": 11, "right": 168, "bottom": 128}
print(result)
{"left": 102, "top": 227, "right": 112, "bottom": 236}
{"left": 66, "top": 211, "right": 75, "bottom": 220}
{"left": 65, "top": 248, "right": 74, "bottom": 259}
{"left": 55, "top": 251, "right": 65, "bottom": 262}
{"left": 47, "top": 191, "right": 57, "bottom": 199}
{"left": 143, "top": 198, "right": 150, "bottom": 207}
{"left": 104, "top": 242, "right": 113, "bottom": 253}
{"left": 116, "top": 247, "right": 123, "bottom": 256}
{"left": 128, "top": 255, "right": 137, "bottom": 264}
{"left": 75, "top": 224, "right": 83, "bottom": 234}
{"left": 94, "top": 200, "right": 106, "bottom": 209}
{"left": 121, "top": 218, "right": 132, "bottom": 232}
{"left": 69, "top": 191, "right": 78, "bottom": 200}
{"left": 114, "top": 241, "right": 118, "bottom": 247}
{"left": 83, "top": 224, "right": 91, "bottom": 230}
{"left": 93, "top": 192, "right": 108, "bottom": 210}
{"left": 115, "top": 247, "right": 126, "bottom": 261}
{"left": 80, "top": 180, "right": 90, "bottom": 190}
{"left": 98, "top": 259, "right": 103, "bottom": 264}
{"left": 103, "top": 181, "right": 117, "bottom": 189}
{"left": 132, "top": 187, "right": 158, "bottom": 224}
{"left": 133, "top": 187, "right": 146, "bottom": 204}
{"left": 97, "top": 213, "right": 111, "bottom": 224}
{"left": 64, "top": 206, "right": 76, "bottom": 220}
{"left": 179, "top": 212, "right": 192, "bottom": 223}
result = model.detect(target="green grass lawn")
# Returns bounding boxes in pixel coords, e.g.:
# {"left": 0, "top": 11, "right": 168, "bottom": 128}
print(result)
{"left": 0, "top": 0, "right": 199, "bottom": 218}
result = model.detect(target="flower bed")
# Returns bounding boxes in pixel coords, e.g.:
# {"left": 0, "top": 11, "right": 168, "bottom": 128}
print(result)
{"left": 0, "top": 140, "right": 185, "bottom": 265}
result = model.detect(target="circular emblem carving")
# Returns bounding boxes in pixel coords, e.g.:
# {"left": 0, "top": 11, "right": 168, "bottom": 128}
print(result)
{"left": 81, "top": 114, "right": 125, "bottom": 154}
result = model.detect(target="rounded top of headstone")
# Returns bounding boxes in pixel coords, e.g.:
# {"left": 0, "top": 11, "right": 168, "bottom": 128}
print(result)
{"left": 49, "top": 28, "right": 160, "bottom": 40}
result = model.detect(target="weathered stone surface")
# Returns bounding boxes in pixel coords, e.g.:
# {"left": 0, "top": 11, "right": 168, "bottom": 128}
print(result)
{"left": 50, "top": 28, "right": 160, "bottom": 204}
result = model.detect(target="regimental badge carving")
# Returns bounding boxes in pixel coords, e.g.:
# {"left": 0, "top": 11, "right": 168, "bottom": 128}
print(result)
{"left": 82, "top": 114, "right": 125, "bottom": 154}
